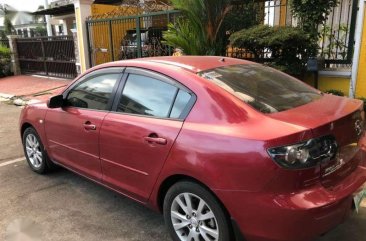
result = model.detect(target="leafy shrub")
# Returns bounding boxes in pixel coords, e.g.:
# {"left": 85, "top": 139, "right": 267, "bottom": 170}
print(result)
{"left": 324, "top": 89, "right": 345, "bottom": 96}
{"left": 0, "top": 30, "right": 6, "bottom": 39}
{"left": 291, "top": 0, "right": 339, "bottom": 38}
{"left": 0, "top": 45, "right": 11, "bottom": 57}
{"left": 0, "top": 44, "right": 12, "bottom": 77}
{"left": 164, "top": 19, "right": 211, "bottom": 55}
{"left": 163, "top": 0, "right": 264, "bottom": 56}
{"left": 320, "top": 24, "right": 348, "bottom": 59}
{"left": 229, "top": 25, "right": 315, "bottom": 76}
{"left": 34, "top": 26, "right": 47, "bottom": 37}
{"left": 290, "top": 0, "right": 339, "bottom": 56}
{"left": 163, "top": 0, "right": 232, "bottom": 55}
{"left": 222, "top": 1, "right": 264, "bottom": 34}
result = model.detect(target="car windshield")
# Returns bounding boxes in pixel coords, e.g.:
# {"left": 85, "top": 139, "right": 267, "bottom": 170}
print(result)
{"left": 198, "top": 64, "right": 322, "bottom": 113}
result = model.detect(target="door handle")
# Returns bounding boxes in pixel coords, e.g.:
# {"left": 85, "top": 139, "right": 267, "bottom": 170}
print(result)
{"left": 83, "top": 121, "right": 96, "bottom": 131}
{"left": 144, "top": 136, "right": 167, "bottom": 145}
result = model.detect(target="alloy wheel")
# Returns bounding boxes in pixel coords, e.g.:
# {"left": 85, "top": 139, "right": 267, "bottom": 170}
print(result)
{"left": 171, "top": 192, "right": 219, "bottom": 241}
{"left": 25, "top": 134, "right": 43, "bottom": 169}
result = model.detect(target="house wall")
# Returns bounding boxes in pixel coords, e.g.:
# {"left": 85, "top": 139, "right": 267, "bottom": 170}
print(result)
{"left": 304, "top": 73, "right": 351, "bottom": 96}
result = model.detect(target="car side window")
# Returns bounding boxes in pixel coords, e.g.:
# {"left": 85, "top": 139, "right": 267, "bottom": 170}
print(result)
{"left": 66, "top": 73, "right": 119, "bottom": 110}
{"left": 117, "top": 74, "right": 178, "bottom": 118}
{"left": 170, "top": 90, "right": 192, "bottom": 119}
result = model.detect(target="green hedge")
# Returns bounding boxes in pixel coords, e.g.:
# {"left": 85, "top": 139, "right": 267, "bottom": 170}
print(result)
{"left": 324, "top": 89, "right": 345, "bottom": 96}
{"left": 229, "top": 25, "right": 315, "bottom": 76}
{"left": 0, "top": 44, "right": 12, "bottom": 77}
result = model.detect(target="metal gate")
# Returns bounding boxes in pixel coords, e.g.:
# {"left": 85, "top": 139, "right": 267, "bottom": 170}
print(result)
{"left": 86, "top": 10, "right": 180, "bottom": 67}
{"left": 16, "top": 36, "right": 77, "bottom": 79}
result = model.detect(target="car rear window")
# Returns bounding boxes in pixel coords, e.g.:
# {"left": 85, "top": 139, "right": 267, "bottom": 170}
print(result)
{"left": 198, "top": 64, "right": 321, "bottom": 113}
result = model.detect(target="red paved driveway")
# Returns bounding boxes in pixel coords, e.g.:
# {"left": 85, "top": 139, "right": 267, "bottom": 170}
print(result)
{"left": 0, "top": 75, "right": 71, "bottom": 102}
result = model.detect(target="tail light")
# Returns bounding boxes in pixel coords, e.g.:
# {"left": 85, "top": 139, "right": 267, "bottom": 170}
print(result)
{"left": 267, "top": 135, "right": 338, "bottom": 169}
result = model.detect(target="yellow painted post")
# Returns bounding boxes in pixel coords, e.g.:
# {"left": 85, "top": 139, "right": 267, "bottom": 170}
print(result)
{"left": 355, "top": 5, "right": 366, "bottom": 98}
{"left": 279, "top": 0, "right": 288, "bottom": 26}
{"left": 73, "top": 0, "right": 93, "bottom": 73}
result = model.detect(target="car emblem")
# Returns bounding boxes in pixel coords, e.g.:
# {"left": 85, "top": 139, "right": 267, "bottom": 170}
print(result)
{"left": 355, "top": 120, "right": 363, "bottom": 136}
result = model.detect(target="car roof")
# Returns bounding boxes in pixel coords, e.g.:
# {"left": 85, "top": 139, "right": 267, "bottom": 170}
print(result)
{"left": 104, "top": 56, "right": 253, "bottom": 73}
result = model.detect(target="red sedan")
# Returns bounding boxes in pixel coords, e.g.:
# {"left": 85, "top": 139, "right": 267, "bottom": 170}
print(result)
{"left": 19, "top": 56, "right": 366, "bottom": 241}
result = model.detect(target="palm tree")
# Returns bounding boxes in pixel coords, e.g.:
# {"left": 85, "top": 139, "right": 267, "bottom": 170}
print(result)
{"left": 163, "top": 0, "right": 233, "bottom": 55}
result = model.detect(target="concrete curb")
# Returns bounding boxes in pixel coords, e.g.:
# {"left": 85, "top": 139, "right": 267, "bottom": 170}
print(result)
{"left": 0, "top": 93, "right": 15, "bottom": 104}
{"left": 0, "top": 93, "right": 41, "bottom": 106}
{"left": 13, "top": 98, "right": 41, "bottom": 106}
{"left": 0, "top": 93, "right": 15, "bottom": 99}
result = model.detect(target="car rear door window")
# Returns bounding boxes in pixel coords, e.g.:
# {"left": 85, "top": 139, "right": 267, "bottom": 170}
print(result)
{"left": 66, "top": 73, "right": 120, "bottom": 110}
{"left": 170, "top": 90, "right": 192, "bottom": 119}
{"left": 117, "top": 74, "right": 178, "bottom": 118}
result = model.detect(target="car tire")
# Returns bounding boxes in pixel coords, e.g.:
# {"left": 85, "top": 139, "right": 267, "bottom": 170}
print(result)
{"left": 22, "top": 127, "right": 56, "bottom": 174}
{"left": 163, "top": 181, "right": 232, "bottom": 241}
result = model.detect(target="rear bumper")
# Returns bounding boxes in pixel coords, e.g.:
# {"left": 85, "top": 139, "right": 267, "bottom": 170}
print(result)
{"left": 215, "top": 165, "right": 366, "bottom": 241}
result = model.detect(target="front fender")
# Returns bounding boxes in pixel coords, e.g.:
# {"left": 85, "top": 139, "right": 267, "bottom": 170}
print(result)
{"left": 19, "top": 103, "right": 49, "bottom": 151}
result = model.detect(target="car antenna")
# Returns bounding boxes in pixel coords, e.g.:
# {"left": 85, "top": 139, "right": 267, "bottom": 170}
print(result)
{"left": 220, "top": 57, "right": 225, "bottom": 62}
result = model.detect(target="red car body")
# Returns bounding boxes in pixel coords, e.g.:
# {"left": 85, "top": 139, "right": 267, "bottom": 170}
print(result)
{"left": 19, "top": 56, "right": 366, "bottom": 241}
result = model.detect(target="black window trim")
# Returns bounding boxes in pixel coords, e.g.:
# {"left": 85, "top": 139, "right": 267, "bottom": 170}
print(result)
{"left": 167, "top": 88, "right": 180, "bottom": 118}
{"left": 111, "top": 67, "right": 197, "bottom": 121}
{"left": 62, "top": 67, "right": 125, "bottom": 112}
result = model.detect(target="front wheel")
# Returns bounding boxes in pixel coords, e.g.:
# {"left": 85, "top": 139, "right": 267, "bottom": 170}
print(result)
{"left": 22, "top": 127, "right": 55, "bottom": 174}
{"left": 163, "top": 181, "right": 232, "bottom": 241}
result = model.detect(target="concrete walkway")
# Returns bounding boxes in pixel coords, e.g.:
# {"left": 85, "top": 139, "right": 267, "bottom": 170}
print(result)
{"left": 0, "top": 75, "right": 71, "bottom": 105}
{"left": 0, "top": 103, "right": 23, "bottom": 161}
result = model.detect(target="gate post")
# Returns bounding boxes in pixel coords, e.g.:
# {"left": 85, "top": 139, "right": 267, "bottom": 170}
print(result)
{"left": 136, "top": 17, "right": 142, "bottom": 58}
{"left": 71, "top": 28, "right": 82, "bottom": 75}
{"left": 40, "top": 38, "right": 48, "bottom": 76}
{"left": 73, "top": 0, "right": 93, "bottom": 73}
{"left": 6, "top": 35, "right": 21, "bottom": 76}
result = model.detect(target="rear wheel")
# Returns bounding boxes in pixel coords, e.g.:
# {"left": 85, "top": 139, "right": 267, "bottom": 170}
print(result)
{"left": 163, "top": 181, "right": 231, "bottom": 241}
{"left": 22, "top": 127, "right": 56, "bottom": 174}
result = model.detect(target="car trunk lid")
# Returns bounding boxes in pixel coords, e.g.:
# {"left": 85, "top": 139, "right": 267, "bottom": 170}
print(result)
{"left": 269, "top": 94, "right": 364, "bottom": 188}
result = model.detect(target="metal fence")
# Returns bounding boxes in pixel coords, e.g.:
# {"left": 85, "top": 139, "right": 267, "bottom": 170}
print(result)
{"left": 86, "top": 0, "right": 356, "bottom": 69}
{"left": 319, "top": 0, "right": 357, "bottom": 67}
{"left": 227, "top": 0, "right": 358, "bottom": 68}
{"left": 15, "top": 36, "right": 77, "bottom": 79}
{"left": 0, "top": 38, "right": 9, "bottom": 48}
{"left": 86, "top": 10, "right": 180, "bottom": 67}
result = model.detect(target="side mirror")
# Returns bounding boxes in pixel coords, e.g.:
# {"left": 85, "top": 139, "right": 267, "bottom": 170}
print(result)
{"left": 47, "top": 95, "right": 64, "bottom": 108}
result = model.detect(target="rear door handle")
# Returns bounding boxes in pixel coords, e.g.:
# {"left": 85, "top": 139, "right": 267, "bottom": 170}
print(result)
{"left": 144, "top": 136, "right": 167, "bottom": 145}
{"left": 83, "top": 121, "right": 96, "bottom": 131}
